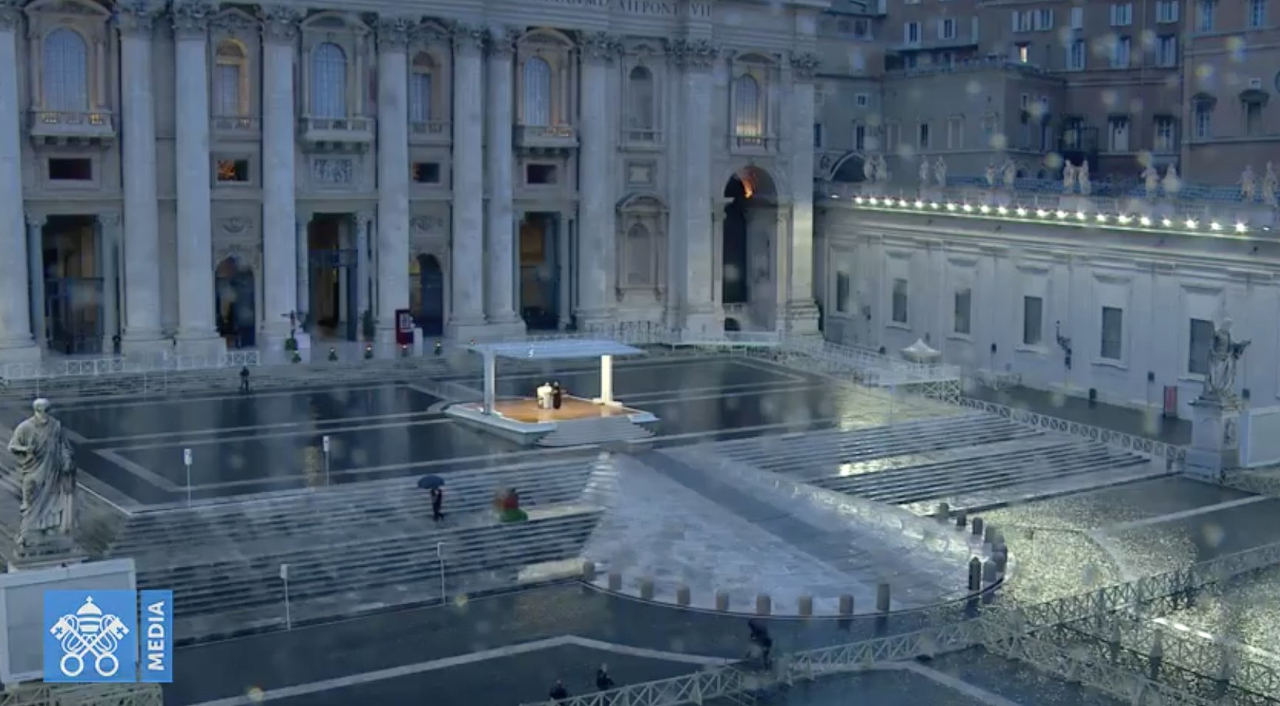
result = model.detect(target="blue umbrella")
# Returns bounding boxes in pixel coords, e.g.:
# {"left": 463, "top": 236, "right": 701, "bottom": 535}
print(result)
{"left": 417, "top": 475, "right": 445, "bottom": 490}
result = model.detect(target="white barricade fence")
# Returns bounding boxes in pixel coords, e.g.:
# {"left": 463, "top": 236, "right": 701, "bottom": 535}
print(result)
{"left": 1, "top": 350, "right": 261, "bottom": 382}
{"left": 1239, "top": 405, "right": 1280, "bottom": 468}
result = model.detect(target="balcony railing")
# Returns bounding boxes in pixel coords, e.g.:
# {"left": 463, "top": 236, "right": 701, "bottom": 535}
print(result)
{"left": 299, "top": 116, "right": 375, "bottom": 145}
{"left": 28, "top": 110, "right": 116, "bottom": 141}
{"left": 621, "top": 128, "right": 662, "bottom": 146}
{"left": 514, "top": 124, "right": 578, "bottom": 149}
{"left": 732, "top": 133, "right": 775, "bottom": 152}
{"left": 409, "top": 120, "right": 450, "bottom": 144}
{"left": 211, "top": 114, "right": 259, "bottom": 133}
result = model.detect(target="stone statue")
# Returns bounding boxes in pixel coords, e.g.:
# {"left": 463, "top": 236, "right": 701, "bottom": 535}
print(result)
{"left": 985, "top": 161, "right": 997, "bottom": 188}
{"left": 6, "top": 399, "right": 77, "bottom": 547}
{"left": 934, "top": 157, "right": 947, "bottom": 187}
{"left": 1063, "top": 161, "right": 1076, "bottom": 192}
{"left": 863, "top": 155, "right": 875, "bottom": 183}
{"left": 1163, "top": 165, "right": 1180, "bottom": 195}
{"left": 1240, "top": 165, "right": 1257, "bottom": 201}
{"left": 919, "top": 158, "right": 930, "bottom": 187}
{"left": 873, "top": 154, "right": 889, "bottom": 183}
{"left": 1078, "top": 160, "right": 1091, "bottom": 196}
{"left": 1142, "top": 165, "right": 1160, "bottom": 198}
{"left": 1265, "top": 162, "right": 1279, "bottom": 207}
{"left": 1002, "top": 159, "right": 1017, "bottom": 188}
{"left": 1205, "top": 319, "right": 1250, "bottom": 402}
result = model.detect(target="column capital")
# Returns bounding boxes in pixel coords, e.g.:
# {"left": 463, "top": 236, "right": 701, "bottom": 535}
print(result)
{"left": 450, "top": 21, "right": 486, "bottom": 55}
{"left": 115, "top": 0, "right": 165, "bottom": 37}
{"left": 376, "top": 16, "right": 416, "bottom": 51}
{"left": 664, "top": 38, "right": 718, "bottom": 70}
{"left": 259, "top": 4, "right": 303, "bottom": 44}
{"left": 790, "top": 51, "right": 820, "bottom": 81}
{"left": 486, "top": 25, "right": 520, "bottom": 58}
{"left": 98, "top": 211, "right": 121, "bottom": 228}
{"left": 355, "top": 210, "right": 375, "bottom": 224}
{"left": 172, "top": 0, "right": 218, "bottom": 38}
{"left": 0, "top": 1, "right": 21, "bottom": 31}
{"left": 580, "top": 31, "right": 621, "bottom": 64}
{"left": 24, "top": 213, "right": 46, "bottom": 228}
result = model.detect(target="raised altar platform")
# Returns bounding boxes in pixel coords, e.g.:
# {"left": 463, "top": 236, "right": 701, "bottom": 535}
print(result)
{"left": 447, "top": 395, "right": 658, "bottom": 446}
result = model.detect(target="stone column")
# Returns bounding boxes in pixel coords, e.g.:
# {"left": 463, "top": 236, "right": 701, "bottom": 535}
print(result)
{"left": 574, "top": 32, "right": 619, "bottom": 329}
{"left": 785, "top": 52, "right": 821, "bottom": 336}
{"left": 296, "top": 216, "right": 309, "bottom": 324}
{"left": 354, "top": 210, "right": 373, "bottom": 323}
{"left": 670, "top": 39, "right": 719, "bottom": 334}
{"left": 484, "top": 27, "right": 522, "bottom": 333}
{"left": 446, "top": 23, "right": 487, "bottom": 339}
{"left": 559, "top": 215, "right": 572, "bottom": 330}
{"left": 375, "top": 17, "right": 414, "bottom": 342}
{"left": 0, "top": 5, "right": 36, "bottom": 359}
{"left": 710, "top": 207, "right": 723, "bottom": 308}
{"left": 774, "top": 206, "right": 791, "bottom": 331}
{"left": 259, "top": 6, "right": 302, "bottom": 347}
{"left": 116, "top": 2, "right": 166, "bottom": 353}
{"left": 173, "top": 0, "right": 222, "bottom": 354}
{"left": 25, "top": 215, "right": 45, "bottom": 346}
{"left": 99, "top": 212, "right": 120, "bottom": 351}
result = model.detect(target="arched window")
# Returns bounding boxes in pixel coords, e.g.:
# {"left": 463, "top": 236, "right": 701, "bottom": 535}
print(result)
{"left": 213, "top": 40, "right": 248, "bottom": 117}
{"left": 42, "top": 28, "right": 89, "bottom": 112}
{"left": 310, "top": 42, "right": 348, "bottom": 118}
{"left": 733, "top": 74, "right": 762, "bottom": 137}
{"left": 626, "top": 65, "right": 655, "bottom": 138}
{"left": 625, "top": 224, "right": 652, "bottom": 286}
{"left": 409, "top": 53, "right": 434, "bottom": 124}
{"left": 522, "top": 56, "right": 552, "bottom": 126}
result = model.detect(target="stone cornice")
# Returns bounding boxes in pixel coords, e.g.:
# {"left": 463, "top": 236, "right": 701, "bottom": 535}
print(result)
{"left": 210, "top": 9, "right": 255, "bottom": 35}
{"left": 450, "top": 21, "right": 486, "bottom": 55}
{"left": 259, "top": 4, "right": 303, "bottom": 44}
{"left": 790, "top": 51, "right": 820, "bottom": 81}
{"left": 376, "top": 16, "right": 416, "bottom": 50}
{"left": 172, "top": 0, "right": 219, "bottom": 38}
{"left": 664, "top": 38, "right": 718, "bottom": 70}
{"left": 580, "top": 31, "right": 621, "bottom": 64}
{"left": 25, "top": 213, "right": 46, "bottom": 228}
{"left": 485, "top": 25, "right": 519, "bottom": 57}
{"left": 116, "top": 0, "right": 165, "bottom": 36}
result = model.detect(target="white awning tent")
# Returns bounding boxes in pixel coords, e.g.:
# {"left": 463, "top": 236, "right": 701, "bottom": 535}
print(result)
{"left": 467, "top": 340, "right": 646, "bottom": 414}
{"left": 901, "top": 339, "right": 941, "bottom": 363}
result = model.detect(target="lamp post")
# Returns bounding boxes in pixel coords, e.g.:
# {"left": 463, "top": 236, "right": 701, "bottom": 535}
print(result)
{"left": 182, "top": 448, "right": 193, "bottom": 506}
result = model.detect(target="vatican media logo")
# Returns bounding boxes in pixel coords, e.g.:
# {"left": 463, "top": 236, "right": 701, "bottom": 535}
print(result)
{"left": 43, "top": 590, "right": 173, "bottom": 683}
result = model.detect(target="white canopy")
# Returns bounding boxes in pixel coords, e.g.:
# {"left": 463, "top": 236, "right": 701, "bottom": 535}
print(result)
{"left": 469, "top": 339, "right": 644, "bottom": 361}
{"left": 901, "top": 339, "right": 941, "bottom": 363}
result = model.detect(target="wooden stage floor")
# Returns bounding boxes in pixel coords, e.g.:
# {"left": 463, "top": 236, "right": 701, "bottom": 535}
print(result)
{"left": 480, "top": 396, "right": 641, "bottom": 423}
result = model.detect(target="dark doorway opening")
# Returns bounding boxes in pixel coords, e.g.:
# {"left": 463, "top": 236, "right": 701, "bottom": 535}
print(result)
{"left": 519, "top": 213, "right": 560, "bottom": 330}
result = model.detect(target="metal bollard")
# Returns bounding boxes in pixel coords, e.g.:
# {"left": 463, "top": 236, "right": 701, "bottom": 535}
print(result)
{"left": 607, "top": 572, "right": 622, "bottom": 591}
{"left": 798, "top": 595, "right": 813, "bottom": 616}
{"left": 715, "top": 590, "right": 730, "bottom": 611}
{"left": 967, "top": 557, "right": 983, "bottom": 591}
{"left": 876, "top": 583, "right": 891, "bottom": 612}
{"left": 582, "top": 561, "right": 596, "bottom": 581}
{"left": 971, "top": 517, "right": 985, "bottom": 538}
{"left": 838, "top": 594, "right": 854, "bottom": 615}
{"left": 955, "top": 511, "right": 967, "bottom": 529}
{"left": 983, "top": 524, "right": 998, "bottom": 544}
{"left": 992, "top": 550, "right": 1008, "bottom": 573}
{"left": 935, "top": 502, "right": 951, "bottom": 519}
{"left": 756, "top": 594, "right": 771, "bottom": 615}
{"left": 639, "top": 579, "right": 655, "bottom": 600}
{"left": 983, "top": 559, "right": 999, "bottom": 584}
{"left": 676, "top": 585, "right": 691, "bottom": 606}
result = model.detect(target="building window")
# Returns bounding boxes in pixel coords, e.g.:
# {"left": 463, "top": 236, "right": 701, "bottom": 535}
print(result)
{"left": 1244, "top": 100, "right": 1263, "bottom": 135}
{"left": 626, "top": 65, "right": 656, "bottom": 139}
{"left": 1108, "top": 116, "right": 1129, "bottom": 151}
{"left": 1157, "top": 0, "right": 1180, "bottom": 22}
{"left": 853, "top": 122, "right": 866, "bottom": 150}
{"left": 1012, "top": 11, "right": 1032, "bottom": 32}
{"left": 891, "top": 279, "right": 908, "bottom": 324}
{"left": 408, "top": 53, "right": 434, "bottom": 124}
{"left": 1067, "top": 40, "right": 1086, "bottom": 70}
{"left": 215, "top": 158, "right": 250, "bottom": 183}
{"left": 946, "top": 115, "right": 963, "bottom": 149}
{"left": 1070, "top": 6, "right": 1084, "bottom": 28}
{"left": 1110, "top": 36, "right": 1131, "bottom": 68}
{"left": 42, "top": 28, "right": 89, "bottom": 113}
{"left": 1250, "top": 0, "right": 1267, "bottom": 27}
{"left": 733, "top": 74, "right": 763, "bottom": 137}
{"left": 904, "top": 21, "right": 921, "bottom": 45}
{"left": 1196, "top": 0, "right": 1216, "bottom": 32}
{"left": 954, "top": 288, "right": 971, "bottom": 335}
{"left": 853, "top": 18, "right": 871, "bottom": 38}
{"left": 813, "top": 123, "right": 823, "bottom": 148}
{"left": 1154, "top": 116, "right": 1177, "bottom": 152}
{"left": 1193, "top": 101, "right": 1213, "bottom": 139}
{"left": 213, "top": 40, "right": 248, "bottom": 117}
{"left": 1022, "top": 295, "right": 1043, "bottom": 345}
{"left": 526, "top": 163, "right": 557, "bottom": 184}
{"left": 1156, "top": 35, "right": 1178, "bottom": 66}
{"left": 1034, "top": 9, "right": 1054, "bottom": 30}
{"left": 625, "top": 224, "right": 652, "bottom": 286}
{"left": 521, "top": 57, "right": 552, "bottom": 126}
{"left": 885, "top": 122, "right": 900, "bottom": 150}
{"left": 48, "top": 157, "right": 92, "bottom": 181}
{"left": 981, "top": 113, "right": 997, "bottom": 139}
{"left": 412, "top": 162, "right": 440, "bottom": 184}
{"left": 917, "top": 121, "right": 930, "bottom": 149}
{"left": 309, "top": 42, "right": 347, "bottom": 118}
{"left": 1110, "top": 3, "right": 1133, "bottom": 25}
{"left": 938, "top": 18, "right": 956, "bottom": 40}
{"left": 1015, "top": 43, "right": 1030, "bottom": 63}
{"left": 1188, "top": 318, "right": 1214, "bottom": 375}
{"left": 855, "top": 93, "right": 869, "bottom": 107}
{"left": 835, "top": 272, "right": 851, "bottom": 313}
{"left": 1100, "top": 307, "right": 1123, "bottom": 360}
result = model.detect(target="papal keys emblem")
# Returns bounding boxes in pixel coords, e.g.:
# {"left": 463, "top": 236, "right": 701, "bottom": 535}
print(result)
{"left": 48, "top": 596, "right": 131, "bottom": 678}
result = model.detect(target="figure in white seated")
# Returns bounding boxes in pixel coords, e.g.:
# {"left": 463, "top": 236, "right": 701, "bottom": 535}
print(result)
{"left": 537, "top": 383, "right": 553, "bottom": 409}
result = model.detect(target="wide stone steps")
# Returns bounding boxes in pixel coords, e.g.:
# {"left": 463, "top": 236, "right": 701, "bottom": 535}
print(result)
{"left": 537, "top": 416, "right": 655, "bottom": 447}
{"left": 813, "top": 440, "right": 1150, "bottom": 506}
{"left": 139, "top": 506, "right": 601, "bottom": 620}
{"left": 109, "top": 459, "right": 595, "bottom": 560}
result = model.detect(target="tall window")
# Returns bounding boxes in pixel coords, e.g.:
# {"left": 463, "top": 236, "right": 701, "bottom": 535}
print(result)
{"left": 1022, "top": 296, "right": 1043, "bottom": 345}
{"left": 625, "top": 224, "right": 652, "bottom": 286}
{"left": 1188, "top": 318, "right": 1214, "bottom": 375}
{"left": 1244, "top": 99, "right": 1263, "bottom": 135}
{"left": 1193, "top": 101, "right": 1213, "bottom": 139}
{"left": 1196, "top": 0, "right": 1216, "bottom": 32}
{"left": 903, "top": 21, "right": 921, "bottom": 45}
{"left": 626, "top": 65, "right": 656, "bottom": 138}
{"left": 1100, "top": 307, "right": 1123, "bottom": 360}
{"left": 946, "top": 115, "right": 963, "bottom": 149}
{"left": 835, "top": 272, "right": 851, "bottom": 313}
{"left": 853, "top": 122, "right": 866, "bottom": 150}
{"left": 733, "top": 74, "right": 763, "bottom": 137}
{"left": 917, "top": 122, "right": 930, "bottom": 149}
{"left": 213, "top": 41, "right": 248, "bottom": 117}
{"left": 42, "top": 28, "right": 89, "bottom": 112}
{"left": 521, "top": 56, "right": 552, "bottom": 126}
{"left": 885, "top": 122, "right": 901, "bottom": 150}
{"left": 938, "top": 18, "right": 956, "bottom": 40}
{"left": 953, "top": 288, "right": 972, "bottom": 335}
{"left": 1156, "top": 35, "right": 1178, "bottom": 66}
{"left": 309, "top": 42, "right": 347, "bottom": 118}
{"left": 1110, "top": 2, "right": 1133, "bottom": 25}
{"left": 1067, "top": 40, "right": 1086, "bottom": 70}
{"left": 1250, "top": 0, "right": 1267, "bottom": 27}
{"left": 1108, "top": 116, "right": 1129, "bottom": 152}
{"left": 408, "top": 53, "right": 434, "bottom": 124}
{"left": 1156, "top": 0, "right": 1180, "bottom": 22}
{"left": 891, "top": 279, "right": 909, "bottom": 324}
{"left": 1110, "top": 36, "right": 1131, "bottom": 68}
{"left": 1154, "top": 116, "right": 1177, "bottom": 152}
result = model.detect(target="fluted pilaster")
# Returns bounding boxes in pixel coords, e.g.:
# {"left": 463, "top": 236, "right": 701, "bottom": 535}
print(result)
{"left": 0, "top": 4, "right": 35, "bottom": 357}
{"left": 484, "top": 25, "right": 521, "bottom": 330}
{"left": 447, "top": 23, "right": 488, "bottom": 337}
{"left": 575, "top": 32, "right": 621, "bottom": 327}
{"left": 375, "top": 16, "right": 414, "bottom": 341}
{"left": 259, "top": 4, "right": 302, "bottom": 345}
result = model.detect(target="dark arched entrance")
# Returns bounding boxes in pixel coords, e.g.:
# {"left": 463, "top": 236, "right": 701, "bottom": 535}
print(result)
{"left": 412, "top": 254, "right": 444, "bottom": 336}
{"left": 724, "top": 317, "right": 741, "bottom": 332}
{"left": 722, "top": 166, "right": 777, "bottom": 307}
{"left": 215, "top": 256, "right": 256, "bottom": 348}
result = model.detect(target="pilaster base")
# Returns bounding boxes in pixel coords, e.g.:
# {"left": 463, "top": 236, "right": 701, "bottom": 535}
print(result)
{"left": 680, "top": 308, "right": 724, "bottom": 338}
{"left": 1184, "top": 395, "right": 1241, "bottom": 480}
{"left": 576, "top": 310, "right": 620, "bottom": 331}
{"left": 783, "top": 300, "right": 821, "bottom": 337}
{"left": 0, "top": 340, "right": 43, "bottom": 364}
{"left": 484, "top": 316, "right": 527, "bottom": 340}
{"left": 118, "top": 334, "right": 173, "bottom": 361}
{"left": 175, "top": 333, "right": 228, "bottom": 359}
{"left": 447, "top": 318, "right": 500, "bottom": 344}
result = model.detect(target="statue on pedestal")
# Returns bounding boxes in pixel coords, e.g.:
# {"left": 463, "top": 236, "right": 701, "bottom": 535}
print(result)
{"left": 6, "top": 399, "right": 77, "bottom": 547}
{"left": 1204, "top": 319, "right": 1250, "bottom": 403}
{"left": 862, "top": 155, "right": 875, "bottom": 183}
{"left": 873, "top": 154, "right": 889, "bottom": 183}
{"left": 1240, "top": 165, "right": 1257, "bottom": 201}
{"left": 985, "top": 161, "right": 997, "bottom": 188}
{"left": 1263, "top": 162, "right": 1278, "bottom": 207}
{"left": 1002, "top": 159, "right": 1017, "bottom": 188}
{"left": 1142, "top": 165, "right": 1160, "bottom": 199}
{"left": 1078, "top": 161, "right": 1091, "bottom": 196}
{"left": 1163, "top": 165, "right": 1180, "bottom": 196}
{"left": 918, "top": 158, "right": 930, "bottom": 188}
{"left": 934, "top": 157, "right": 947, "bottom": 187}
{"left": 1062, "top": 161, "right": 1077, "bottom": 193}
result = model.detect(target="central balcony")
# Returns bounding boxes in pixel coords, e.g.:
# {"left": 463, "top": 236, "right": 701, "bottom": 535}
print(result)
{"left": 731, "top": 133, "right": 776, "bottom": 155}
{"left": 299, "top": 116, "right": 375, "bottom": 149}
{"left": 515, "top": 124, "right": 578, "bottom": 151}
{"left": 409, "top": 120, "right": 451, "bottom": 146}
{"left": 28, "top": 110, "right": 116, "bottom": 144}
{"left": 212, "top": 114, "right": 260, "bottom": 139}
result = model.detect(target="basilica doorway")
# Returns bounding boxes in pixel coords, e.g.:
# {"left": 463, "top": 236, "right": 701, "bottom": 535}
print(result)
{"left": 410, "top": 254, "right": 445, "bottom": 336}
{"left": 308, "top": 214, "right": 358, "bottom": 341}
{"left": 215, "top": 257, "right": 256, "bottom": 348}
{"left": 42, "top": 215, "right": 102, "bottom": 354}
{"left": 519, "top": 213, "right": 561, "bottom": 330}
{"left": 722, "top": 167, "right": 778, "bottom": 322}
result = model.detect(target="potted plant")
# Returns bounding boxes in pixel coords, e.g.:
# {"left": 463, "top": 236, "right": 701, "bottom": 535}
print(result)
{"left": 290, "top": 351, "right": 302, "bottom": 364}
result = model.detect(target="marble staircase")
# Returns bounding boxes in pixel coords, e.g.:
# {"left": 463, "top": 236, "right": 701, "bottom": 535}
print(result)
{"left": 537, "top": 416, "right": 655, "bottom": 448}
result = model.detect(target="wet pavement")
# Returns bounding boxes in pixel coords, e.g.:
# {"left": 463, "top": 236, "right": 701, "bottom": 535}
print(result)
{"left": 965, "top": 381, "right": 1191, "bottom": 445}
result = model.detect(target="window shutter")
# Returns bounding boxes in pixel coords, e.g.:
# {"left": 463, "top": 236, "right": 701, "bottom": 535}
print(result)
{"left": 1012, "top": 11, "right": 1019, "bottom": 31}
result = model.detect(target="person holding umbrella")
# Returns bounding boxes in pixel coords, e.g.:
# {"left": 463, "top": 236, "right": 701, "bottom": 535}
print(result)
{"left": 418, "top": 475, "right": 445, "bottom": 522}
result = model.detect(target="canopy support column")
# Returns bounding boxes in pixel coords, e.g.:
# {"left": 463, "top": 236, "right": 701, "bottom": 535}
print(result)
{"left": 599, "top": 354, "right": 614, "bottom": 405}
{"left": 483, "top": 351, "right": 496, "bottom": 415}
